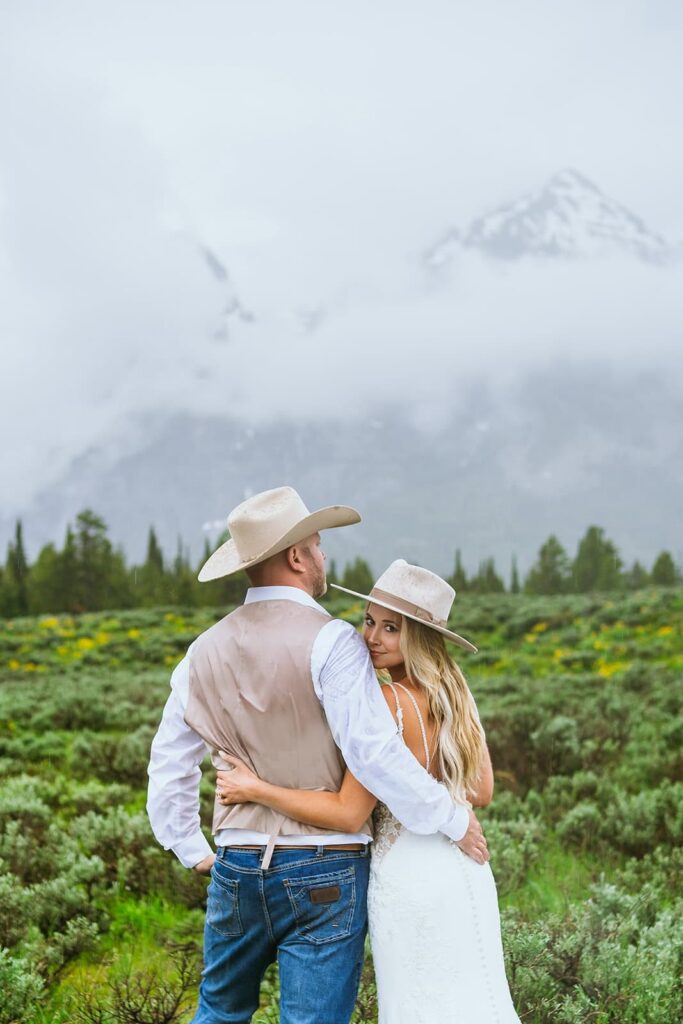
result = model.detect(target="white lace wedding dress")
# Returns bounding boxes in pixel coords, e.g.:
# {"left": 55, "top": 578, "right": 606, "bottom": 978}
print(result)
{"left": 367, "top": 683, "right": 520, "bottom": 1024}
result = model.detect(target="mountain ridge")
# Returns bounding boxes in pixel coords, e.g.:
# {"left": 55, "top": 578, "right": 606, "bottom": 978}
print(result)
{"left": 5, "top": 366, "right": 681, "bottom": 578}
{"left": 425, "top": 168, "right": 680, "bottom": 268}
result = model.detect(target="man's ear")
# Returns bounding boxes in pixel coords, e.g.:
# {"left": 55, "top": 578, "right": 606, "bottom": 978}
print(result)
{"left": 286, "top": 544, "right": 307, "bottom": 575}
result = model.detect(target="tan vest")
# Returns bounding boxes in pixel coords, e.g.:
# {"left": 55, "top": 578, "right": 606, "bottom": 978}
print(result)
{"left": 185, "top": 599, "right": 373, "bottom": 861}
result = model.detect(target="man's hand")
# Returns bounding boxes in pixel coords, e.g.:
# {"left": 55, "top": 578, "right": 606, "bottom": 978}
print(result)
{"left": 193, "top": 853, "right": 216, "bottom": 876}
{"left": 455, "top": 808, "right": 489, "bottom": 865}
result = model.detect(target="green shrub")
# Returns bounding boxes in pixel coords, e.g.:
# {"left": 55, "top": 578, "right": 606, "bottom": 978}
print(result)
{"left": 0, "top": 591, "right": 680, "bottom": 1019}
{"left": 0, "top": 872, "right": 31, "bottom": 947}
{"left": 0, "top": 949, "right": 44, "bottom": 1024}
{"left": 69, "top": 944, "right": 199, "bottom": 1024}
{"left": 483, "top": 817, "right": 544, "bottom": 896}
{"left": 503, "top": 882, "right": 683, "bottom": 1022}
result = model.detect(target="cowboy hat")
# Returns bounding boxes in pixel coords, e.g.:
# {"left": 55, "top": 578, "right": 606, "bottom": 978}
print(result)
{"left": 198, "top": 486, "right": 360, "bottom": 582}
{"left": 331, "top": 559, "right": 477, "bottom": 652}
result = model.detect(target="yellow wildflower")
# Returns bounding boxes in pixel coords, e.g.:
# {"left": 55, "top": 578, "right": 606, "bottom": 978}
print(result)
{"left": 596, "top": 659, "right": 629, "bottom": 678}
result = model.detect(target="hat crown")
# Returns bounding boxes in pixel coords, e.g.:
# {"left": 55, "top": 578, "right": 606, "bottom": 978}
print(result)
{"left": 372, "top": 559, "right": 455, "bottom": 625}
{"left": 227, "top": 487, "right": 311, "bottom": 561}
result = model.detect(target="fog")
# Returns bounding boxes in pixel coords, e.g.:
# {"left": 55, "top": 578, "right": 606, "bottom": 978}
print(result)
{"left": 1, "top": 0, "right": 682, "bottom": 515}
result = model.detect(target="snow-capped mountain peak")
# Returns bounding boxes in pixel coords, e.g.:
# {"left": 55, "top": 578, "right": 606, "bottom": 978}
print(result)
{"left": 426, "top": 168, "right": 678, "bottom": 267}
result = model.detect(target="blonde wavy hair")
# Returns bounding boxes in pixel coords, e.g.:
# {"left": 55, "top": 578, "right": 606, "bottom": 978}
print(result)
{"left": 398, "top": 616, "right": 485, "bottom": 802}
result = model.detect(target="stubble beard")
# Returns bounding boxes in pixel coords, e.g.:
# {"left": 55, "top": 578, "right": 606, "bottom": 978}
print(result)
{"left": 312, "top": 567, "right": 327, "bottom": 600}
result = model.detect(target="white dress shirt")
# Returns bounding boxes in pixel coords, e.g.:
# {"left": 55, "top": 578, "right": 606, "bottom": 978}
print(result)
{"left": 147, "top": 586, "right": 469, "bottom": 867}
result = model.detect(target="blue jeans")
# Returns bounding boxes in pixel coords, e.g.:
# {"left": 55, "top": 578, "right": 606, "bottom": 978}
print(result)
{"left": 191, "top": 845, "right": 370, "bottom": 1024}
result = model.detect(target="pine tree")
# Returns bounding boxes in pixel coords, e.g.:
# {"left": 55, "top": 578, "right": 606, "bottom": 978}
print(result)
{"left": 326, "top": 559, "right": 339, "bottom": 587}
{"left": 110, "top": 545, "right": 133, "bottom": 609}
{"left": 596, "top": 541, "right": 622, "bottom": 591}
{"left": 571, "top": 526, "right": 622, "bottom": 593}
{"left": 169, "top": 538, "right": 196, "bottom": 606}
{"left": 525, "top": 536, "right": 570, "bottom": 595}
{"left": 146, "top": 527, "right": 164, "bottom": 573}
{"left": 28, "top": 543, "right": 64, "bottom": 613}
{"left": 651, "top": 550, "right": 677, "bottom": 586}
{"left": 320, "top": 558, "right": 340, "bottom": 603}
{"left": 623, "top": 560, "right": 650, "bottom": 590}
{"left": 74, "top": 510, "right": 110, "bottom": 610}
{"left": 510, "top": 555, "right": 520, "bottom": 594}
{"left": 450, "top": 550, "right": 468, "bottom": 593}
{"left": 0, "top": 565, "right": 13, "bottom": 617}
{"left": 470, "top": 558, "right": 505, "bottom": 594}
{"left": 72, "top": 509, "right": 131, "bottom": 611}
{"left": 133, "top": 527, "right": 167, "bottom": 605}
{"left": 60, "top": 526, "right": 79, "bottom": 611}
{"left": 6, "top": 520, "right": 29, "bottom": 615}
{"left": 341, "top": 557, "right": 374, "bottom": 595}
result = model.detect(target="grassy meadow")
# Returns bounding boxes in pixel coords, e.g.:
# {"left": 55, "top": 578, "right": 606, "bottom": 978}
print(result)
{"left": 0, "top": 588, "right": 681, "bottom": 1022}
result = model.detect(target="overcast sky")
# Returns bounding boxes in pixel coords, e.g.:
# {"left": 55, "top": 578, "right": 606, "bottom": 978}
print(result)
{"left": 1, "top": 0, "right": 682, "bottom": 512}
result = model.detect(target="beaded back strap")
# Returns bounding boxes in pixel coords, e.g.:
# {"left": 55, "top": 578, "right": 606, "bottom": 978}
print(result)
{"left": 394, "top": 682, "right": 432, "bottom": 770}
{"left": 383, "top": 681, "right": 431, "bottom": 770}
{"left": 384, "top": 681, "right": 405, "bottom": 739}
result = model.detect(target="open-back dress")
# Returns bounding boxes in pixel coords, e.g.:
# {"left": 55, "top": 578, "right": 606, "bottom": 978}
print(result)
{"left": 367, "top": 681, "right": 520, "bottom": 1024}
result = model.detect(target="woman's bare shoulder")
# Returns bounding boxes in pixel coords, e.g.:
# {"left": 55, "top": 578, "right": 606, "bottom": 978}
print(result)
{"left": 379, "top": 680, "right": 400, "bottom": 721}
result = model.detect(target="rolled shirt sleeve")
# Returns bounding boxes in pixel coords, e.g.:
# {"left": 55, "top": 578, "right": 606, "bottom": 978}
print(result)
{"left": 146, "top": 649, "right": 214, "bottom": 868}
{"left": 314, "top": 620, "right": 469, "bottom": 842}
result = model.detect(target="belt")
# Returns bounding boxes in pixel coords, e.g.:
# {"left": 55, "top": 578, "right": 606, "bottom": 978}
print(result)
{"left": 224, "top": 843, "right": 365, "bottom": 852}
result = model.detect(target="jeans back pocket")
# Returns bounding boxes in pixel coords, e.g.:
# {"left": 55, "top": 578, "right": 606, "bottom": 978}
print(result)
{"left": 284, "top": 866, "right": 356, "bottom": 945}
{"left": 206, "top": 871, "right": 243, "bottom": 937}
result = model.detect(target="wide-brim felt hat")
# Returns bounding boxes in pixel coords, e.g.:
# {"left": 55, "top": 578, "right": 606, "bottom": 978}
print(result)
{"left": 198, "top": 486, "right": 360, "bottom": 582}
{"left": 331, "top": 558, "right": 477, "bottom": 653}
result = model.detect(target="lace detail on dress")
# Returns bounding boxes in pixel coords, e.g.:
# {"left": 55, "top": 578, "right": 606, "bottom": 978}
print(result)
{"left": 371, "top": 802, "right": 404, "bottom": 865}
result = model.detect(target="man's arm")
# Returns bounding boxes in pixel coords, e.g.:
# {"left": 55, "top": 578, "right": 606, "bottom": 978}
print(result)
{"left": 315, "top": 621, "right": 487, "bottom": 861}
{"left": 146, "top": 651, "right": 215, "bottom": 872}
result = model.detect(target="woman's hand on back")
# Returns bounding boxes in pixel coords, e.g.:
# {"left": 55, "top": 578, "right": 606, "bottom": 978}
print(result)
{"left": 216, "top": 753, "right": 263, "bottom": 804}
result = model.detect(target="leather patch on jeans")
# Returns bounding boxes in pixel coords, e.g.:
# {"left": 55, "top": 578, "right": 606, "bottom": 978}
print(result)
{"left": 310, "top": 885, "right": 341, "bottom": 904}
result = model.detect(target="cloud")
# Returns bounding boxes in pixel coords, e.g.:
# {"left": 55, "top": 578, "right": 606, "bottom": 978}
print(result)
{"left": 1, "top": 0, "right": 682, "bottom": 516}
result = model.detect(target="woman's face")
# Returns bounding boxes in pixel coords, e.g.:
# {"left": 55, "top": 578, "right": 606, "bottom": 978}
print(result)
{"left": 364, "top": 602, "right": 405, "bottom": 674}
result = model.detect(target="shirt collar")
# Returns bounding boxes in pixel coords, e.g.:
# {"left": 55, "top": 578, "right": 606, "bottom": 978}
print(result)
{"left": 244, "top": 586, "right": 325, "bottom": 613}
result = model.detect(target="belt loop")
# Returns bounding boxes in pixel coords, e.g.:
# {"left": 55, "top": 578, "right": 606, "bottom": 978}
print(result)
{"left": 317, "top": 844, "right": 324, "bottom": 857}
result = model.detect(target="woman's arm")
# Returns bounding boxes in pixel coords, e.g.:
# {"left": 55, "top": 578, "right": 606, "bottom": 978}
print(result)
{"left": 215, "top": 754, "right": 377, "bottom": 833}
{"left": 468, "top": 742, "right": 494, "bottom": 807}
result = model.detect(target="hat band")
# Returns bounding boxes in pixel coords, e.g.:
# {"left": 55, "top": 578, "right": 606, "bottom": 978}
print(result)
{"left": 370, "top": 588, "right": 448, "bottom": 629}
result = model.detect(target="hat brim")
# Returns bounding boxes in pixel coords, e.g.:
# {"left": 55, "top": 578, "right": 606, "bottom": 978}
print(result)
{"left": 198, "top": 505, "right": 361, "bottom": 582}
{"left": 330, "top": 583, "right": 478, "bottom": 653}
